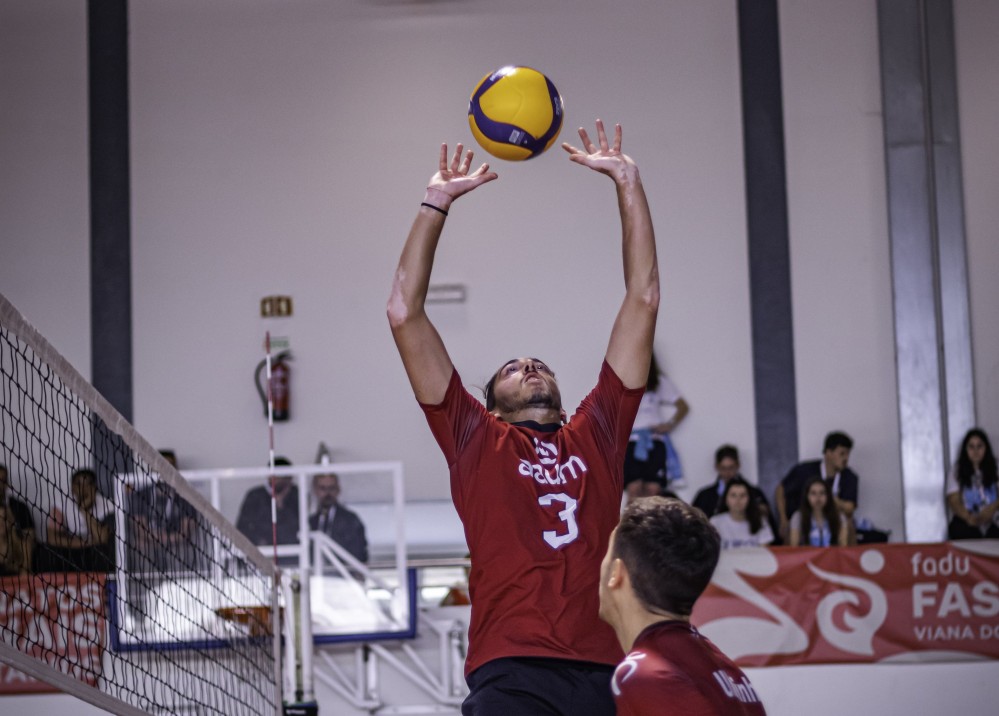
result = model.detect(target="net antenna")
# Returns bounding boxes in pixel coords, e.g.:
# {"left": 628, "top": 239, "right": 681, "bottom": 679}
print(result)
{"left": 0, "top": 292, "right": 282, "bottom": 716}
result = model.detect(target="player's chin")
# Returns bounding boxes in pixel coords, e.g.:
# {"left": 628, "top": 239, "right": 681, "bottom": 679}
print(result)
{"left": 525, "top": 391, "right": 558, "bottom": 410}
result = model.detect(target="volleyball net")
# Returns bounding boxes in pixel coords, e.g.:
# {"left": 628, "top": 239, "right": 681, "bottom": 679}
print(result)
{"left": 0, "top": 292, "right": 281, "bottom": 716}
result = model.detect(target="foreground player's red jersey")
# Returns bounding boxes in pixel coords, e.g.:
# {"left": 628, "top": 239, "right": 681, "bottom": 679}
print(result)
{"left": 421, "top": 361, "right": 642, "bottom": 676}
{"left": 612, "top": 621, "right": 767, "bottom": 716}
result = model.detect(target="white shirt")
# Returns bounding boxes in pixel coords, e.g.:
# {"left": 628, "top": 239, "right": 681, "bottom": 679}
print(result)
{"left": 630, "top": 377, "right": 682, "bottom": 435}
{"left": 58, "top": 495, "right": 113, "bottom": 540}
{"left": 710, "top": 512, "right": 774, "bottom": 549}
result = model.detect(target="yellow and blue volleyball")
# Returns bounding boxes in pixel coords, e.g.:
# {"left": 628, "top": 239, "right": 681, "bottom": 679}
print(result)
{"left": 467, "top": 66, "right": 564, "bottom": 161}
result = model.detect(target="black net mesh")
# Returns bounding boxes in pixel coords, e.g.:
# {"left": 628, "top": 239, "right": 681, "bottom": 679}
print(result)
{"left": 0, "top": 296, "right": 279, "bottom": 716}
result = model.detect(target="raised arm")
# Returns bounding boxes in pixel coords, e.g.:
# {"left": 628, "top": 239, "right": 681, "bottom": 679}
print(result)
{"left": 562, "top": 121, "right": 659, "bottom": 389}
{"left": 387, "top": 144, "right": 497, "bottom": 404}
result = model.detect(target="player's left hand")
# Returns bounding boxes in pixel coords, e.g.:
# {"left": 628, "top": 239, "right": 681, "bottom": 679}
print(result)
{"left": 425, "top": 143, "right": 498, "bottom": 210}
{"left": 561, "top": 119, "right": 637, "bottom": 182}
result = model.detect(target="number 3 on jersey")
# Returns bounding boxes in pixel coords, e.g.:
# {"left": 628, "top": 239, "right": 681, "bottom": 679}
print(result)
{"left": 538, "top": 493, "right": 579, "bottom": 548}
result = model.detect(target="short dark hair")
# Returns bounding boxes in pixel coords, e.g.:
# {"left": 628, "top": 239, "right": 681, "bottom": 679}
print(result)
{"left": 72, "top": 468, "right": 97, "bottom": 485}
{"left": 714, "top": 444, "right": 739, "bottom": 465}
{"left": 823, "top": 431, "right": 853, "bottom": 452}
{"left": 613, "top": 497, "right": 720, "bottom": 617}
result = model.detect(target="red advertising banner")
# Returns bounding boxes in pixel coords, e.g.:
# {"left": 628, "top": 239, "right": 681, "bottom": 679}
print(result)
{"left": 691, "top": 541, "right": 999, "bottom": 666}
{"left": 0, "top": 572, "right": 107, "bottom": 694}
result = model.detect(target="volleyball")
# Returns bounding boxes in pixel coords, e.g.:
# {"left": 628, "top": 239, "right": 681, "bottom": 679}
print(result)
{"left": 467, "top": 66, "right": 564, "bottom": 161}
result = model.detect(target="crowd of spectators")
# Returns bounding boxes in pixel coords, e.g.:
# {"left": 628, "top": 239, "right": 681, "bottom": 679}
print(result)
{"left": 2, "top": 425, "right": 995, "bottom": 576}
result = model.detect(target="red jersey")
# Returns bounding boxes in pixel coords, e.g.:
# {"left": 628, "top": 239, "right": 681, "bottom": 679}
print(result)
{"left": 612, "top": 621, "right": 767, "bottom": 716}
{"left": 421, "top": 361, "right": 642, "bottom": 676}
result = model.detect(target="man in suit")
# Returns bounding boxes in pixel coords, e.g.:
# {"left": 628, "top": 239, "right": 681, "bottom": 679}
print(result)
{"left": 775, "top": 431, "right": 859, "bottom": 543}
{"left": 309, "top": 472, "right": 368, "bottom": 565}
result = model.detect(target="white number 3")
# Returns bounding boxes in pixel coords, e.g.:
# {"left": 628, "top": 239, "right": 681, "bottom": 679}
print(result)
{"left": 538, "top": 493, "right": 579, "bottom": 549}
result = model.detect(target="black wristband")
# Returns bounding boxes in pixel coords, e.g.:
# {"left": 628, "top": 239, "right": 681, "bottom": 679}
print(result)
{"left": 421, "top": 202, "right": 448, "bottom": 217}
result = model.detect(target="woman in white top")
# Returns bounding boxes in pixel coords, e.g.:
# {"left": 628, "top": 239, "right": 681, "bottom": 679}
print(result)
{"left": 946, "top": 428, "right": 999, "bottom": 540}
{"left": 789, "top": 477, "right": 848, "bottom": 547}
{"left": 709, "top": 476, "right": 774, "bottom": 549}
{"left": 623, "top": 353, "right": 689, "bottom": 502}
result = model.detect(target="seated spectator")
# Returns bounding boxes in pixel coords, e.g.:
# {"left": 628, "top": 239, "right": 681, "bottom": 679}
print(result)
{"left": 309, "top": 472, "right": 368, "bottom": 564}
{"left": 41, "top": 468, "right": 115, "bottom": 571}
{"left": 709, "top": 476, "right": 775, "bottom": 549}
{"left": 0, "top": 504, "right": 29, "bottom": 575}
{"left": 776, "top": 431, "right": 859, "bottom": 543}
{"left": 789, "top": 477, "right": 848, "bottom": 547}
{"left": 692, "top": 445, "right": 779, "bottom": 542}
{"left": 130, "top": 450, "right": 200, "bottom": 570}
{"left": 236, "top": 456, "right": 299, "bottom": 546}
{"left": 945, "top": 428, "right": 999, "bottom": 540}
{"left": 0, "top": 463, "right": 34, "bottom": 574}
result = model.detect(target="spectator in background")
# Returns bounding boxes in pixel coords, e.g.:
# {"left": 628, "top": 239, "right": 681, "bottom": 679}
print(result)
{"left": 692, "top": 445, "right": 778, "bottom": 542}
{"left": 945, "top": 428, "right": 999, "bottom": 540}
{"left": 42, "top": 468, "right": 116, "bottom": 571}
{"left": 309, "top": 472, "right": 368, "bottom": 564}
{"left": 236, "top": 456, "right": 299, "bottom": 546}
{"left": 130, "top": 450, "right": 200, "bottom": 570}
{"left": 0, "top": 464, "right": 34, "bottom": 574}
{"left": 709, "top": 476, "right": 774, "bottom": 549}
{"left": 623, "top": 352, "right": 689, "bottom": 502}
{"left": 788, "top": 477, "right": 848, "bottom": 547}
{"left": 776, "top": 432, "right": 859, "bottom": 543}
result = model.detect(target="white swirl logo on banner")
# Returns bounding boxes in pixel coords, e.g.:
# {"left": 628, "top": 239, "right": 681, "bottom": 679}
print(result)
{"left": 807, "top": 550, "right": 889, "bottom": 655}
{"left": 698, "top": 549, "right": 809, "bottom": 659}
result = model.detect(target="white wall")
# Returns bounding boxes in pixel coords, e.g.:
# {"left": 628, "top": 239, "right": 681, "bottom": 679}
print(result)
{"left": 0, "top": 4, "right": 994, "bottom": 521}
{"left": 122, "top": 0, "right": 755, "bottom": 500}
{"left": 955, "top": 0, "right": 999, "bottom": 449}
{"left": 0, "top": 0, "right": 90, "bottom": 375}
{"left": 779, "top": 0, "right": 904, "bottom": 538}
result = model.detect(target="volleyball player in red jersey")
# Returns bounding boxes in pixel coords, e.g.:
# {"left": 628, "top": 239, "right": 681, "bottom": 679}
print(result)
{"left": 599, "top": 497, "right": 767, "bottom": 715}
{"left": 388, "top": 120, "right": 659, "bottom": 716}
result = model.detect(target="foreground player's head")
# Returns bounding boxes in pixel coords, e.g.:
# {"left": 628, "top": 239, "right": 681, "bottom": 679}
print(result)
{"left": 484, "top": 357, "right": 564, "bottom": 421}
{"left": 600, "top": 497, "right": 720, "bottom": 629}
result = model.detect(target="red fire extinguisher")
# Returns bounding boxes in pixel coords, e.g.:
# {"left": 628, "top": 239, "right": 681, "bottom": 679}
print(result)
{"left": 255, "top": 350, "right": 292, "bottom": 421}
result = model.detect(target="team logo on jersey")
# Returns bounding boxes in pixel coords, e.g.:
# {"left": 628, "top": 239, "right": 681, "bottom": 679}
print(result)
{"left": 517, "top": 437, "right": 588, "bottom": 486}
{"left": 611, "top": 651, "right": 646, "bottom": 696}
{"left": 534, "top": 437, "right": 558, "bottom": 465}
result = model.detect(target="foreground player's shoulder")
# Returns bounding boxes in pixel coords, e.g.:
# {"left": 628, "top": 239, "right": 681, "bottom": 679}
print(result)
{"left": 612, "top": 649, "right": 704, "bottom": 715}
{"left": 613, "top": 646, "right": 766, "bottom": 716}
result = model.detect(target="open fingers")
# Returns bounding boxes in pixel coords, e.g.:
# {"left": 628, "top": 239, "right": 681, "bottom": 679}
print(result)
{"left": 449, "top": 143, "right": 464, "bottom": 173}
{"left": 612, "top": 123, "right": 622, "bottom": 152}
{"left": 438, "top": 143, "right": 449, "bottom": 171}
{"left": 595, "top": 119, "right": 609, "bottom": 151}
{"left": 459, "top": 148, "right": 474, "bottom": 175}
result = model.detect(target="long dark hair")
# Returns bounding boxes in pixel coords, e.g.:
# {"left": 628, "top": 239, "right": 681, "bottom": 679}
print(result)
{"left": 956, "top": 428, "right": 998, "bottom": 489}
{"left": 799, "top": 477, "right": 840, "bottom": 546}
{"left": 716, "top": 476, "right": 762, "bottom": 534}
{"left": 646, "top": 353, "right": 661, "bottom": 393}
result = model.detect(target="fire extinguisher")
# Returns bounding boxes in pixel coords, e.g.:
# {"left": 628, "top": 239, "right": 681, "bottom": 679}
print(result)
{"left": 255, "top": 350, "right": 292, "bottom": 421}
